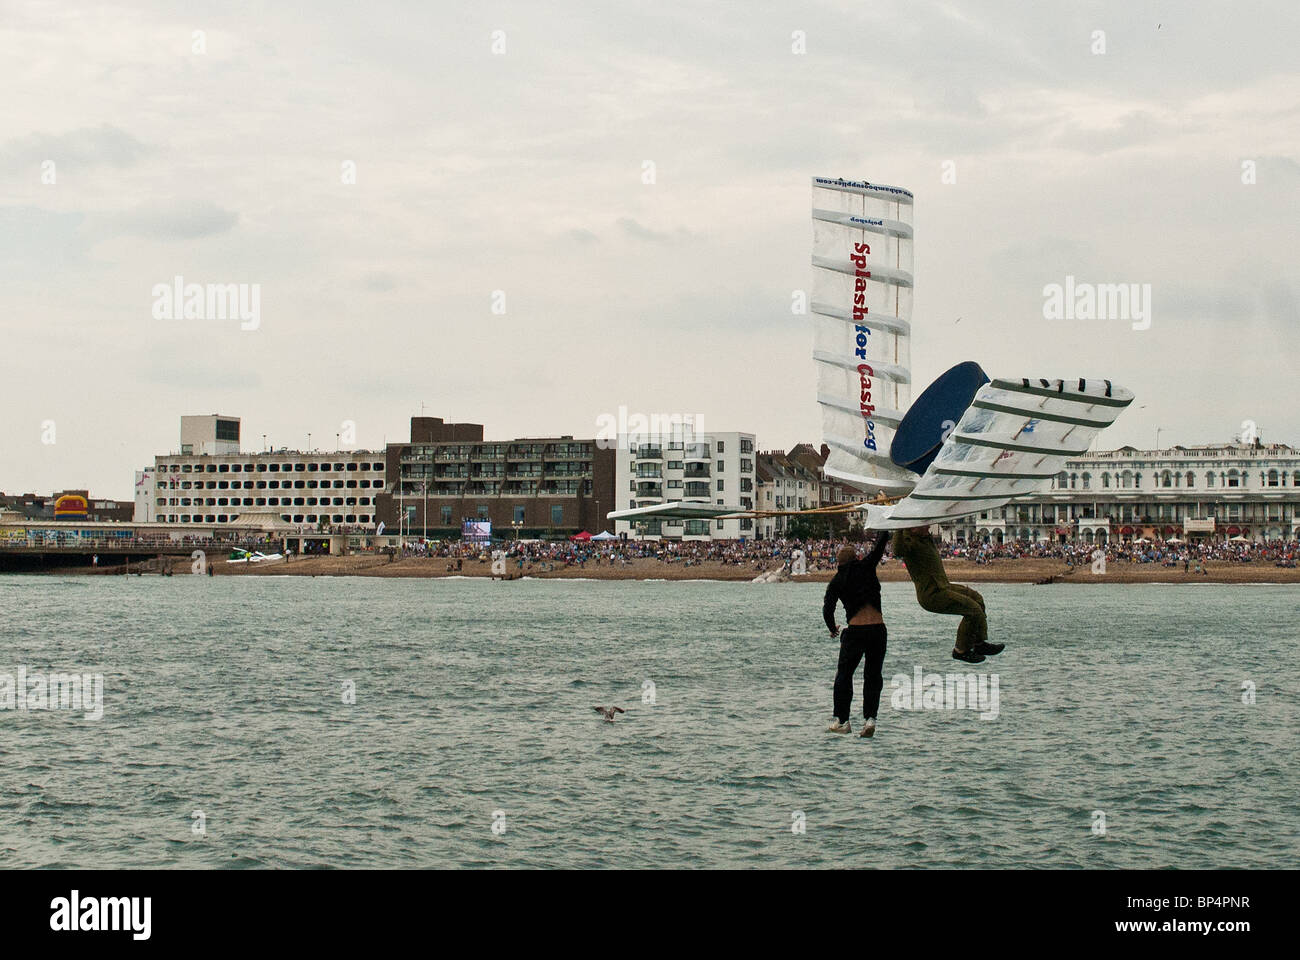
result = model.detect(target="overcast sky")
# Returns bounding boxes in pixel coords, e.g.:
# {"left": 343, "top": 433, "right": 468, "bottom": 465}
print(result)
{"left": 3, "top": 0, "right": 1298, "bottom": 499}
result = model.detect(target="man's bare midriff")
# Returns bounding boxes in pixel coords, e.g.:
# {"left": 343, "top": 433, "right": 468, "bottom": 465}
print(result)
{"left": 849, "top": 606, "right": 884, "bottom": 626}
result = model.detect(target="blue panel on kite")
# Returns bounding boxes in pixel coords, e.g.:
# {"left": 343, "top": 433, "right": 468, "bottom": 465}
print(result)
{"left": 890, "top": 360, "right": 990, "bottom": 475}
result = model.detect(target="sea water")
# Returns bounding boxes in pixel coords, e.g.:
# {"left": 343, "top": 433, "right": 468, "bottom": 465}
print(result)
{"left": 1, "top": 576, "right": 1296, "bottom": 868}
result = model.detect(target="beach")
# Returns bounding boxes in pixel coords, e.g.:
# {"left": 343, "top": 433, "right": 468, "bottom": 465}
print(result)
{"left": 206, "top": 553, "right": 1300, "bottom": 584}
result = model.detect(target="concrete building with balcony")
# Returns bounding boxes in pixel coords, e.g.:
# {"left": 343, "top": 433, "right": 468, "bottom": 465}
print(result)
{"left": 613, "top": 432, "right": 756, "bottom": 539}
{"left": 933, "top": 439, "right": 1300, "bottom": 544}
{"left": 374, "top": 417, "right": 616, "bottom": 538}
{"left": 150, "top": 448, "right": 387, "bottom": 526}
{"left": 142, "top": 414, "right": 385, "bottom": 526}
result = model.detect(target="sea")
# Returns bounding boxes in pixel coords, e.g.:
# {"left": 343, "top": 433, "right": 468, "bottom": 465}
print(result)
{"left": 1, "top": 575, "right": 1296, "bottom": 869}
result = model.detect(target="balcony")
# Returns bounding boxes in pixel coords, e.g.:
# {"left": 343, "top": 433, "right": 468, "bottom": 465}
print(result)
{"left": 636, "top": 482, "right": 664, "bottom": 498}
{"left": 635, "top": 446, "right": 664, "bottom": 460}
{"left": 684, "top": 482, "right": 710, "bottom": 499}
{"left": 683, "top": 464, "right": 711, "bottom": 479}
{"left": 547, "top": 445, "right": 590, "bottom": 460}
{"left": 684, "top": 443, "right": 710, "bottom": 461}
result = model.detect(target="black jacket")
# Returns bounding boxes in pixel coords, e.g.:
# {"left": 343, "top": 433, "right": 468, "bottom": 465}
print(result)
{"left": 823, "top": 531, "right": 890, "bottom": 632}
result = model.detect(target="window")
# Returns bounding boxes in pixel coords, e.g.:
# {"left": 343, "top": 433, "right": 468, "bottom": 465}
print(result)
{"left": 440, "top": 506, "right": 452, "bottom": 525}
{"left": 716, "top": 441, "right": 725, "bottom": 453}
{"left": 551, "top": 505, "right": 563, "bottom": 526}
{"left": 514, "top": 506, "right": 525, "bottom": 523}
{"left": 717, "top": 479, "right": 724, "bottom": 491}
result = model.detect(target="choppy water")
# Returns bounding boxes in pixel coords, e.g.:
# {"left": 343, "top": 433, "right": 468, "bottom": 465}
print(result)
{"left": 1, "top": 575, "right": 1296, "bottom": 868}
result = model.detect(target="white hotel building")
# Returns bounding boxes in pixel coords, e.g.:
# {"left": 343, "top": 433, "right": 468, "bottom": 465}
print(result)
{"left": 935, "top": 440, "right": 1300, "bottom": 544}
{"left": 613, "top": 432, "right": 756, "bottom": 539}
{"left": 139, "top": 416, "right": 386, "bottom": 526}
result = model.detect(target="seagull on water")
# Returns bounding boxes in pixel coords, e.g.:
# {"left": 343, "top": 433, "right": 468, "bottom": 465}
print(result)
{"left": 593, "top": 706, "right": 626, "bottom": 722}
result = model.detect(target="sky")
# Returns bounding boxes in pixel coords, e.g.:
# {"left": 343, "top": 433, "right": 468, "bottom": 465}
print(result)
{"left": 2, "top": 0, "right": 1298, "bottom": 499}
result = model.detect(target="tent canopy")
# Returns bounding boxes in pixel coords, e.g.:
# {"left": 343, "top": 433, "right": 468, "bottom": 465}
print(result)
{"left": 228, "top": 509, "right": 296, "bottom": 532}
{"left": 590, "top": 531, "right": 618, "bottom": 540}
{"left": 570, "top": 531, "right": 592, "bottom": 541}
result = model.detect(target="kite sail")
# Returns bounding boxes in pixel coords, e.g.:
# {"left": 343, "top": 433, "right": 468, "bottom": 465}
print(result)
{"left": 811, "top": 177, "right": 916, "bottom": 492}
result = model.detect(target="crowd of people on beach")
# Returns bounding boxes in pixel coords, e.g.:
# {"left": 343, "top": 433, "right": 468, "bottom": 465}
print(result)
{"left": 21, "top": 526, "right": 1295, "bottom": 573}
{"left": 934, "top": 538, "right": 1299, "bottom": 569}
{"left": 379, "top": 534, "right": 1300, "bottom": 572}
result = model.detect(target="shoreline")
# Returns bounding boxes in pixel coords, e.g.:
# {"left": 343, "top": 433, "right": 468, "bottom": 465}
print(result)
{"left": 68, "top": 554, "right": 1300, "bottom": 584}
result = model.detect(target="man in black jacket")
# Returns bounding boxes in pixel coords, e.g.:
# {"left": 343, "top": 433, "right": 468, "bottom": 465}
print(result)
{"left": 822, "top": 530, "right": 891, "bottom": 737}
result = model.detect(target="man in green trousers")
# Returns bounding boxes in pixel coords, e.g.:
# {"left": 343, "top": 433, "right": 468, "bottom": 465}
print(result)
{"left": 891, "top": 526, "right": 1004, "bottom": 664}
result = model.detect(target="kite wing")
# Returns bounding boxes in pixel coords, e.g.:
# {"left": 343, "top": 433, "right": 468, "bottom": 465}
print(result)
{"left": 873, "top": 377, "right": 1135, "bottom": 528}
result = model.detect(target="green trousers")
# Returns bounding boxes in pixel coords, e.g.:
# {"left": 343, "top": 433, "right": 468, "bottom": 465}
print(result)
{"left": 894, "top": 529, "right": 988, "bottom": 653}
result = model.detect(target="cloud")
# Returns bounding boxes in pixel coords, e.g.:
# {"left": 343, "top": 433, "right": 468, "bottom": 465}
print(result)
{"left": 361, "top": 271, "right": 399, "bottom": 292}
{"left": 0, "top": 124, "right": 148, "bottom": 173}
{"left": 616, "top": 218, "right": 694, "bottom": 244}
{"left": 104, "top": 200, "right": 239, "bottom": 241}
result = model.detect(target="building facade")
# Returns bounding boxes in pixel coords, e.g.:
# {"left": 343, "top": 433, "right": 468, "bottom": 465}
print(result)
{"left": 374, "top": 417, "right": 616, "bottom": 538}
{"left": 151, "top": 450, "right": 387, "bottom": 526}
{"left": 613, "top": 432, "right": 756, "bottom": 539}
{"left": 141, "top": 415, "right": 385, "bottom": 526}
{"left": 934, "top": 441, "right": 1300, "bottom": 543}
{"left": 754, "top": 450, "right": 821, "bottom": 540}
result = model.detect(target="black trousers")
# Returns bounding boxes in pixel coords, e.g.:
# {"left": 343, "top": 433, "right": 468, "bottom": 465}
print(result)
{"left": 833, "top": 624, "right": 888, "bottom": 722}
